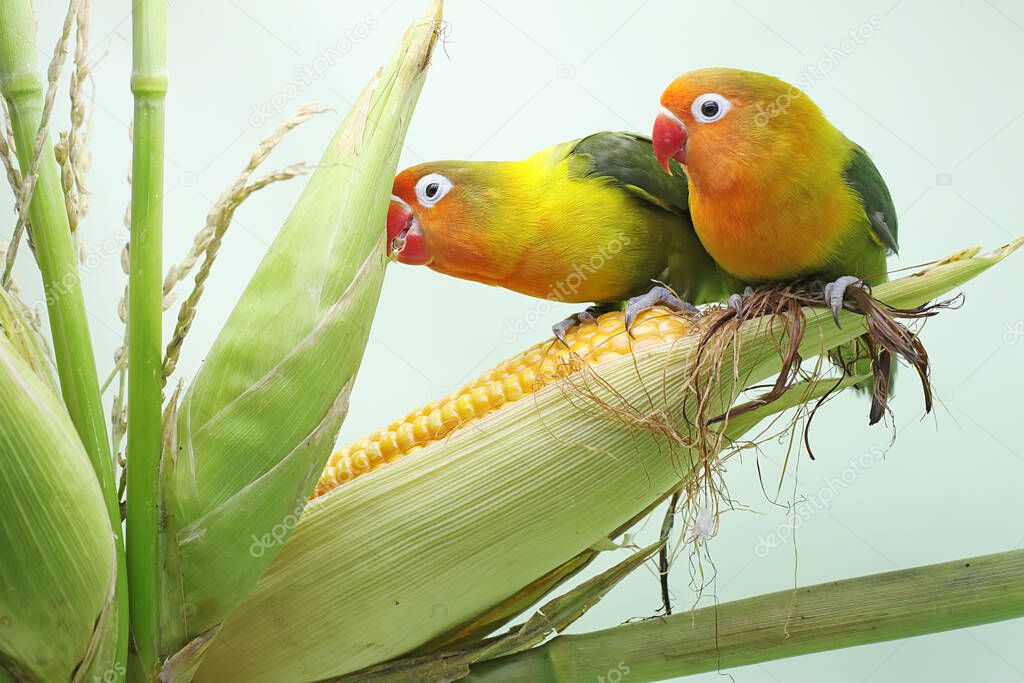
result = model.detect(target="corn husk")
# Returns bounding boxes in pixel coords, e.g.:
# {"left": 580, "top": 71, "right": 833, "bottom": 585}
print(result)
{"left": 0, "top": 287, "right": 57, "bottom": 396}
{"left": 0, "top": 334, "right": 117, "bottom": 681}
{"left": 196, "top": 240, "right": 1022, "bottom": 681}
{"left": 334, "top": 375, "right": 867, "bottom": 683}
{"left": 156, "top": 0, "right": 444, "bottom": 663}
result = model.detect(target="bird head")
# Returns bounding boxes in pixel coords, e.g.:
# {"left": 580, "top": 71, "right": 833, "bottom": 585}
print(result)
{"left": 653, "top": 68, "right": 824, "bottom": 191}
{"left": 387, "top": 162, "right": 507, "bottom": 281}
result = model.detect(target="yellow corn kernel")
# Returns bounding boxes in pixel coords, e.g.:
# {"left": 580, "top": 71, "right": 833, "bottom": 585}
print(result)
{"left": 426, "top": 408, "right": 446, "bottom": 436}
{"left": 469, "top": 386, "right": 491, "bottom": 414}
{"left": 394, "top": 422, "right": 417, "bottom": 452}
{"left": 365, "top": 442, "right": 384, "bottom": 468}
{"left": 484, "top": 382, "right": 506, "bottom": 409}
{"left": 453, "top": 394, "right": 476, "bottom": 421}
{"left": 502, "top": 375, "right": 525, "bottom": 402}
{"left": 311, "top": 307, "right": 692, "bottom": 499}
{"left": 411, "top": 414, "right": 433, "bottom": 443}
{"left": 378, "top": 431, "right": 400, "bottom": 460}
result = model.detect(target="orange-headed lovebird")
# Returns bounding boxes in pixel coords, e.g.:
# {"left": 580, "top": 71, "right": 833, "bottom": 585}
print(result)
{"left": 651, "top": 68, "right": 898, "bottom": 320}
{"left": 386, "top": 132, "right": 744, "bottom": 339}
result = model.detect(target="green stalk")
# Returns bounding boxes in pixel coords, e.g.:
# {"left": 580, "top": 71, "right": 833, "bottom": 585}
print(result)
{"left": 466, "top": 548, "right": 1024, "bottom": 682}
{"left": 0, "top": 0, "right": 127, "bottom": 676}
{"left": 126, "top": 0, "right": 167, "bottom": 678}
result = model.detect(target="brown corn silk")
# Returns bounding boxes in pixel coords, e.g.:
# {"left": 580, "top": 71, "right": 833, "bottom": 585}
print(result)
{"left": 313, "top": 308, "right": 691, "bottom": 498}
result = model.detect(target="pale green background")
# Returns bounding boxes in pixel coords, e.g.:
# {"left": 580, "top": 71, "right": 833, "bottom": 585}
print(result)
{"left": 17, "top": 1, "right": 1024, "bottom": 681}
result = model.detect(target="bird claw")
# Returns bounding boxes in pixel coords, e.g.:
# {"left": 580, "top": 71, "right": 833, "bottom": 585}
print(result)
{"left": 552, "top": 305, "right": 603, "bottom": 347}
{"left": 728, "top": 286, "right": 754, "bottom": 316}
{"left": 624, "top": 285, "right": 698, "bottom": 336}
{"left": 552, "top": 318, "right": 575, "bottom": 347}
{"left": 824, "top": 275, "right": 864, "bottom": 329}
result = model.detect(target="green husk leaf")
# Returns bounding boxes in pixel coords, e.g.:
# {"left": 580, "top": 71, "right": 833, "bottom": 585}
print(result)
{"left": 157, "top": 0, "right": 444, "bottom": 662}
{"left": 195, "top": 240, "right": 1021, "bottom": 682}
{"left": 0, "top": 286, "right": 57, "bottom": 396}
{"left": 343, "top": 542, "right": 665, "bottom": 682}
{"left": 0, "top": 335, "right": 117, "bottom": 681}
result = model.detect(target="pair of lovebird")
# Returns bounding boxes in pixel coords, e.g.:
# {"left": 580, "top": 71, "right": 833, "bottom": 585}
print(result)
{"left": 386, "top": 67, "right": 898, "bottom": 389}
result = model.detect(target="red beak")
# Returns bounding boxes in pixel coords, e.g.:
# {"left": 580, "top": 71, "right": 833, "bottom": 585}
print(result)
{"left": 386, "top": 199, "right": 413, "bottom": 255}
{"left": 652, "top": 112, "right": 688, "bottom": 174}
{"left": 385, "top": 198, "right": 430, "bottom": 265}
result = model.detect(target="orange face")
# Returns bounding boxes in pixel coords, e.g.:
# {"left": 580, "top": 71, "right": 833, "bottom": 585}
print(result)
{"left": 653, "top": 68, "right": 802, "bottom": 194}
{"left": 387, "top": 163, "right": 508, "bottom": 284}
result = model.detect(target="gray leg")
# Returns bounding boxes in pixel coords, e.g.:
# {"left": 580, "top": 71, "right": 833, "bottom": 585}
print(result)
{"left": 728, "top": 286, "right": 755, "bottom": 315}
{"left": 823, "top": 275, "right": 865, "bottom": 328}
{"left": 624, "top": 285, "right": 698, "bottom": 335}
{"left": 552, "top": 305, "right": 604, "bottom": 346}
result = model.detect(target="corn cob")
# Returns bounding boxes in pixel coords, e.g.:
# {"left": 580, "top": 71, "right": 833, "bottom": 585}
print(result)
{"left": 313, "top": 307, "right": 693, "bottom": 498}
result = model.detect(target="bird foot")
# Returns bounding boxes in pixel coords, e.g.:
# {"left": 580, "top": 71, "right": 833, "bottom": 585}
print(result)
{"left": 552, "top": 305, "right": 604, "bottom": 347}
{"left": 823, "top": 275, "right": 866, "bottom": 328}
{"left": 727, "top": 286, "right": 755, "bottom": 316}
{"left": 624, "top": 285, "right": 698, "bottom": 336}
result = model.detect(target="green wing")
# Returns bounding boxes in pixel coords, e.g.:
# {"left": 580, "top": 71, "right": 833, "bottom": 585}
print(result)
{"left": 564, "top": 131, "right": 743, "bottom": 304}
{"left": 843, "top": 144, "right": 899, "bottom": 255}
{"left": 567, "top": 131, "right": 691, "bottom": 215}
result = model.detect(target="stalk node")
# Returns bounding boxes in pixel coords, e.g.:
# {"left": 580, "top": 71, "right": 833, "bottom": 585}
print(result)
{"left": 130, "top": 73, "right": 168, "bottom": 96}
{"left": 0, "top": 71, "right": 42, "bottom": 100}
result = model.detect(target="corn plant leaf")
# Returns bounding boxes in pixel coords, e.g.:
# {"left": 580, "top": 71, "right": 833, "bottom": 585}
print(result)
{"left": 195, "top": 239, "right": 1021, "bottom": 681}
{"left": 475, "top": 541, "right": 664, "bottom": 660}
{"left": 0, "top": 335, "right": 117, "bottom": 681}
{"left": 158, "top": 0, "right": 443, "bottom": 653}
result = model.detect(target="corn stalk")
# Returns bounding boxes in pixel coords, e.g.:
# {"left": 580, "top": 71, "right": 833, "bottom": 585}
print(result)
{"left": 465, "top": 548, "right": 1024, "bottom": 682}
{"left": 125, "top": 0, "right": 168, "bottom": 677}
{"left": 195, "top": 240, "right": 1021, "bottom": 681}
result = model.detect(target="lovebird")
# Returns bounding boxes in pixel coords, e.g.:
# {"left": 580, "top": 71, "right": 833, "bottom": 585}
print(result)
{"left": 386, "top": 131, "right": 744, "bottom": 339}
{"left": 651, "top": 67, "right": 898, "bottom": 321}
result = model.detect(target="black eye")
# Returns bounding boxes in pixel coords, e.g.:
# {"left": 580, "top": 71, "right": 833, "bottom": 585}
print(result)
{"left": 691, "top": 93, "right": 732, "bottom": 123}
{"left": 416, "top": 173, "right": 453, "bottom": 205}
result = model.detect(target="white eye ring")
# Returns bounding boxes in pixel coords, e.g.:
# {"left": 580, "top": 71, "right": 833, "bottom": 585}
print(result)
{"left": 415, "top": 173, "right": 453, "bottom": 207}
{"left": 691, "top": 93, "right": 732, "bottom": 124}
